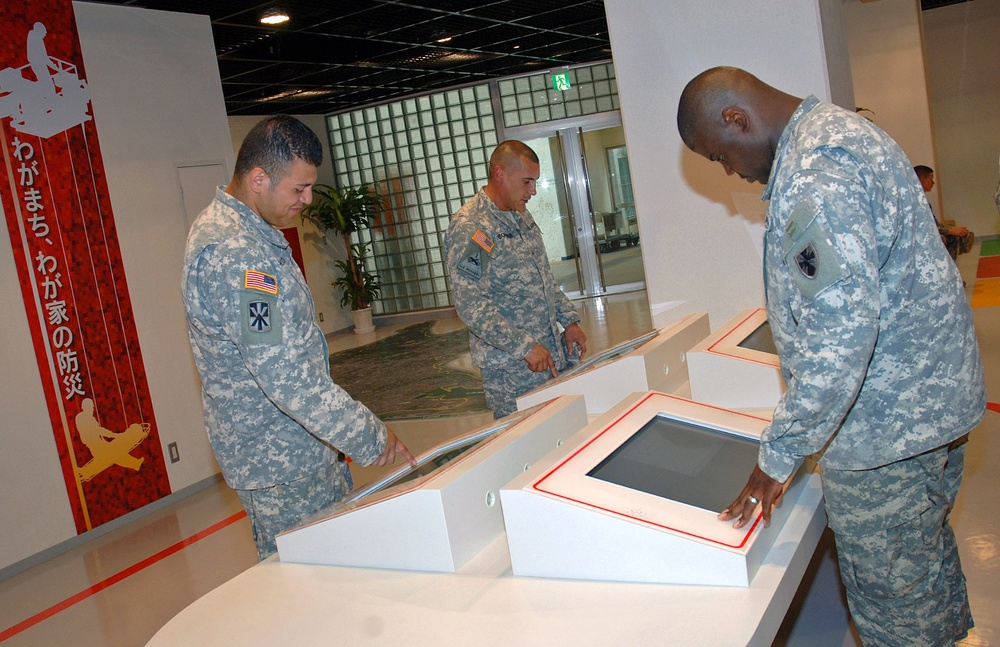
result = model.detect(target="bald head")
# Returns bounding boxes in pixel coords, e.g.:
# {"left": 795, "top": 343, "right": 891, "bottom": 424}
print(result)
{"left": 676, "top": 66, "right": 801, "bottom": 185}
{"left": 678, "top": 67, "right": 756, "bottom": 148}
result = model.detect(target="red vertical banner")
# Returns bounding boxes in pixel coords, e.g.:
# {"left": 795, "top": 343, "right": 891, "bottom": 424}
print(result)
{"left": 1, "top": 2, "right": 170, "bottom": 532}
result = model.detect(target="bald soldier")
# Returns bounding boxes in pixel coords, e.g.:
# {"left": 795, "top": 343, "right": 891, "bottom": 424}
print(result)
{"left": 676, "top": 67, "right": 985, "bottom": 645}
{"left": 446, "top": 140, "right": 587, "bottom": 418}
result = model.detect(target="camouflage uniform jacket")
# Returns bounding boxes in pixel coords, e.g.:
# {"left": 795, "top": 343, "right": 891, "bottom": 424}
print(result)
{"left": 759, "top": 96, "right": 986, "bottom": 482}
{"left": 182, "top": 188, "right": 387, "bottom": 490}
{"left": 445, "top": 190, "right": 580, "bottom": 375}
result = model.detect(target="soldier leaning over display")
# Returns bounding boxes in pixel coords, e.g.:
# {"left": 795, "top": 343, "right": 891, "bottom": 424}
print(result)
{"left": 445, "top": 140, "right": 588, "bottom": 419}
{"left": 181, "top": 116, "right": 414, "bottom": 560}
{"left": 677, "top": 67, "right": 985, "bottom": 646}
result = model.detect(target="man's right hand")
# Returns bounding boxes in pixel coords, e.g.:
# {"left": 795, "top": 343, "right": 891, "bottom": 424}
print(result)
{"left": 524, "top": 343, "right": 557, "bottom": 378}
{"left": 374, "top": 429, "right": 416, "bottom": 467}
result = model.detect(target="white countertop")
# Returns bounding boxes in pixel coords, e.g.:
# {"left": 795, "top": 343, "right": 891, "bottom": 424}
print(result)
{"left": 147, "top": 470, "right": 825, "bottom": 647}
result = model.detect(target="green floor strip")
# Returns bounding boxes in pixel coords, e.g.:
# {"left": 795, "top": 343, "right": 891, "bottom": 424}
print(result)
{"left": 980, "top": 239, "right": 1000, "bottom": 257}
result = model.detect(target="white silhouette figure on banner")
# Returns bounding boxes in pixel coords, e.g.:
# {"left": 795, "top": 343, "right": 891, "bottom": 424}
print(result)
{"left": 0, "top": 22, "right": 92, "bottom": 138}
{"left": 75, "top": 398, "right": 149, "bottom": 483}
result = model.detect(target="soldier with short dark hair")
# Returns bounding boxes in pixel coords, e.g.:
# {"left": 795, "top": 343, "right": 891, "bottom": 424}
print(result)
{"left": 182, "top": 115, "right": 414, "bottom": 560}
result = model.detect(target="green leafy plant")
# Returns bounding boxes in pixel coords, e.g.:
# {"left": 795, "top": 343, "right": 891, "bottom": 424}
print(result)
{"left": 301, "top": 184, "right": 381, "bottom": 311}
{"left": 333, "top": 243, "right": 381, "bottom": 310}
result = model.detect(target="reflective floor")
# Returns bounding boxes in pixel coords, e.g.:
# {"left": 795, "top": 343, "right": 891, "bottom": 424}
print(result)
{"left": 1, "top": 243, "right": 997, "bottom": 646}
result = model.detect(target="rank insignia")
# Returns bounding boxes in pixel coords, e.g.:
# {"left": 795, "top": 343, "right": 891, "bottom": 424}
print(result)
{"left": 244, "top": 269, "right": 278, "bottom": 294}
{"left": 247, "top": 300, "right": 271, "bottom": 332}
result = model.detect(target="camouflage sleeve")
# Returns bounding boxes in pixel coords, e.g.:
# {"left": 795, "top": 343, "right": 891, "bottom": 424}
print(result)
{"left": 553, "top": 282, "right": 580, "bottom": 329}
{"left": 196, "top": 246, "right": 387, "bottom": 466}
{"left": 759, "top": 174, "right": 880, "bottom": 482}
{"left": 446, "top": 220, "right": 537, "bottom": 360}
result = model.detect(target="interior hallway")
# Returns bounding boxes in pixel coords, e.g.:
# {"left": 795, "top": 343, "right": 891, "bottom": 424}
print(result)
{"left": 0, "top": 243, "right": 997, "bottom": 646}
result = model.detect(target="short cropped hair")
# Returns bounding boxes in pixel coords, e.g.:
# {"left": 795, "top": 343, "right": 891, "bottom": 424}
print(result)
{"left": 913, "top": 165, "right": 934, "bottom": 180}
{"left": 234, "top": 115, "right": 323, "bottom": 182}
{"left": 488, "top": 140, "right": 539, "bottom": 178}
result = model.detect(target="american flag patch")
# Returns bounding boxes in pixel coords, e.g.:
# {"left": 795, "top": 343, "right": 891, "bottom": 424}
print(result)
{"left": 244, "top": 270, "right": 278, "bottom": 294}
{"left": 471, "top": 229, "right": 494, "bottom": 253}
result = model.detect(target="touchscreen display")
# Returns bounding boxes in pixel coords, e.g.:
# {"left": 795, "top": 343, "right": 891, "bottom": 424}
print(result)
{"left": 736, "top": 320, "right": 778, "bottom": 356}
{"left": 587, "top": 415, "right": 759, "bottom": 512}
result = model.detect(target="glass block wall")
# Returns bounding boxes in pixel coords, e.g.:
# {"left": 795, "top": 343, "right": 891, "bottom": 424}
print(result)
{"left": 324, "top": 60, "right": 618, "bottom": 315}
{"left": 496, "top": 61, "right": 619, "bottom": 128}
{"left": 326, "top": 85, "right": 497, "bottom": 314}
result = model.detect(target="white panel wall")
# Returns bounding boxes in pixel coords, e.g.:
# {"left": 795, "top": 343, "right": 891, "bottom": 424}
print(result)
{"left": 843, "top": 0, "right": 937, "bottom": 210}
{"left": 603, "top": 1, "right": 848, "bottom": 329}
{"left": 922, "top": 0, "right": 1000, "bottom": 236}
{"left": 0, "top": 3, "right": 231, "bottom": 570}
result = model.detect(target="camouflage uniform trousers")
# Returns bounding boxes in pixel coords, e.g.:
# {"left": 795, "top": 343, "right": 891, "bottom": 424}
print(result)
{"left": 482, "top": 361, "right": 554, "bottom": 420}
{"left": 942, "top": 231, "right": 975, "bottom": 262}
{"left": 822, "top": 436, "right": 972, "bottom": 646}
{"left": 236, "top": 460, "right": 353, "bottom": 561}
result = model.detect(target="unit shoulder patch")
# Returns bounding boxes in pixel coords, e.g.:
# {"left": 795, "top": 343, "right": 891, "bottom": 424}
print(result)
{"left": 457, "top": 246, "right": 485, "bottom": 280}
{"left": 781, "top": 201, "right": 849, "bottom": 301}
{"left": 239, "top": 290, "right": 282, "bottom": 344}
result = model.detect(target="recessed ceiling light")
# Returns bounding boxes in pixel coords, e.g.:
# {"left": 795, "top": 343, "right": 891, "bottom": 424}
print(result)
{"left": 260, "top": 8, "right": 289, "bottom": 25}
{"left": 435, "top": 35, "right": 452, "bottom": 43}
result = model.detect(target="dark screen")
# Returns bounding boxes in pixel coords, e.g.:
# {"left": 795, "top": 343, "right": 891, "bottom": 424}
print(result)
{"left": 736, "top": 320, "right": 778, "bottom": 356}
{"left": 587, "top": 415, "right": 760, "bottom": 512}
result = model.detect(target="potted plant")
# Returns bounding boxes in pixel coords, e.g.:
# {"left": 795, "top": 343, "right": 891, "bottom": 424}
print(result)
{"left": 302, "top": 184, "right": 382, "bottom": 334}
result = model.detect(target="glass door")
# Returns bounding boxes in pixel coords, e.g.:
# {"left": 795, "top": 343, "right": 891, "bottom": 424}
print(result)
{"left": 511, "top": 116, "right": 644, "bottom": 298}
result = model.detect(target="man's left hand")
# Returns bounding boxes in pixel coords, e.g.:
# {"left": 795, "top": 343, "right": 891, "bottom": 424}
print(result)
{"left": 564, "top": 322, "right": 587, "bottom": 359}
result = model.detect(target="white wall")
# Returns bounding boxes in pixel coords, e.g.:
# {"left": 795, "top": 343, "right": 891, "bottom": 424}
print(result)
{"left": 604, "top": 0, "right": 849, "bottom": 330}
{"left": 843, "top": 0, "right": 938, "bottom": 211}
{"left": 922, "top": 0, "right": 1000, "bottom": 236}
{"left": 0, "top": 3, "right": 230, "bottom": 570}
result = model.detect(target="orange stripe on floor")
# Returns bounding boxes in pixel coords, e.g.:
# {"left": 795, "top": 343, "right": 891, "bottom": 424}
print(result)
{"left": 988, "top": 402, "right": 1000, "bottom": 414}
{"left": 977, "top": 255, "right": 1000, "bottom": 279}
{"left": 0, "top": 510, "right": 247, "bottom": 642}
{"left": 971, "top": 277, "right": 1000, "bottom": 308}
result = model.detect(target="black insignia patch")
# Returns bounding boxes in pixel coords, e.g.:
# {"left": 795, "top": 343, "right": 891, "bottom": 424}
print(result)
{"left": 795, "top": 243, "right": 818, "bottom": 279}
{"left": 248, "top": 300, "right": 271, "bottom": 332}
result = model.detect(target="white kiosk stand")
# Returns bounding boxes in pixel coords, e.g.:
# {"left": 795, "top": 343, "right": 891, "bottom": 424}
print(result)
{"left": 515, "top": 312, "right": 710, "bottom": 415}
{"left": 276, "top": 396, "right": 589, "bottom": 572}
{"left": 686, "top": 308, "right": 786, "bottom": 410}
{"left": 502, "top": 391, "right": 802, "bottom": 587}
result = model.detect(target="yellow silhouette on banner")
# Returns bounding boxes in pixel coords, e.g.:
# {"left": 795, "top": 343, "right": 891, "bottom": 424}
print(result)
{"left": 75, "top": 398, "right": 148, "bottom": 482}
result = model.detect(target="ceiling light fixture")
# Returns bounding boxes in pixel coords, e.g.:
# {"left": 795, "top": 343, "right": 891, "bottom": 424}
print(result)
{"left": 260, "top": 8, "right": 290, "bottom": 25}
{"left": 435, "top": 35, "right": 452, "bottom": 43}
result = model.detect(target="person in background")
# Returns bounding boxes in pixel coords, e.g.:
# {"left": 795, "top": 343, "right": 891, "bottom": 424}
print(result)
{"left": 182, "top": 115, "right": 414, "bottom": 560}
{"left": 914, "top": 164, "right": 975, "bottom": 261}
{"left": 446, "top": 140, "right": 587, "bottom": 419}
{"left": 677, "top": 66, "right": 985, "bottom": 646}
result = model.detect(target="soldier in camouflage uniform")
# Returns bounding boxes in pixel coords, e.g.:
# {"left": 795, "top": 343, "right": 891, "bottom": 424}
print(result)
{"left": 914, "top": 165, "right": 975, "bottom": 261}
{"left": 182, "top": 116, "right": 414, "bottom": 560}
{"left": 678, "top": 68, "right": 986, "bottom": 646}
{"left": 445, "top": 141, "right": 588, "bottom": 419}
